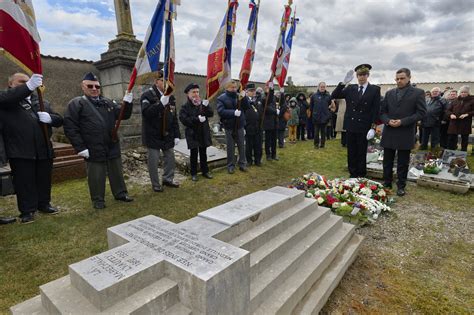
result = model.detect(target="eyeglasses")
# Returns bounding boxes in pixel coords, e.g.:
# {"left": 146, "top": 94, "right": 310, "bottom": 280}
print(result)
{"left": 86, "top": 84, "right": 101, "bottom": 89}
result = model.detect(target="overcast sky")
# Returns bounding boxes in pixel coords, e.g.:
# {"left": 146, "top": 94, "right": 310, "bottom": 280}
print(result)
{"left": 35, "top": 0, "right": 474, "bottom": 85}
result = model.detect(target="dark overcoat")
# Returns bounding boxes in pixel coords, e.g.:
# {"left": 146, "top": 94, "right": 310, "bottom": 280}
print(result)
{"left": 446, "top": 95, "right": 474, "bottom": 135}
{"left": 179, "top": 99, "right": 213, "bottom": 149}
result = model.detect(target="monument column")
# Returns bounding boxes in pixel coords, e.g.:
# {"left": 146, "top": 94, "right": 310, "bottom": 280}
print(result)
{"left": 94, "top": 0, "right": 143, "bottom": 148}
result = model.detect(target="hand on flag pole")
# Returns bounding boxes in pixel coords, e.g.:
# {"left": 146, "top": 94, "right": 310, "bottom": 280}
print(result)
{"left": 26, "top": 74, "right": 43, "bottom": 91}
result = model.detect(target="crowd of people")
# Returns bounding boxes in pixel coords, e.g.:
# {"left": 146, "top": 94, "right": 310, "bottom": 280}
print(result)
{"left": 0, "top": 65, "right": 472, "bottom": 224}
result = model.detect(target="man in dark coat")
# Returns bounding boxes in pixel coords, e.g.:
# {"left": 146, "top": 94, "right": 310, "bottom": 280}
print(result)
{"left": 446, "top": 86, "right": 474, "bottom": 151}
{"left": 310, "top": 82, "right": 332, "bottom": 149}
{"left": 332, "top": 64, "right": 381, "bottom": 178}
{"left": 276, "top": 89, "right": 288, "bottom": 149}
{"left": 64, "top": 72, "right": 134, "bottom": 209}
{"left": 216, "top": 80, "right": 249, "bottom": 173}
{"left": 1, "top": 73, "right": 62, "bottom": 223}
{"left": 296, "top": 92, "right": 308, "bottom": 141}
{"left": 380, "top": 68, "right": 427, "bottom": 196}
{"left": 243, "top": 83, "right": 263, "bottom": 166}
{"left": 261, "top": 83, "right": 283, "bottom": 160}
{"left": 420, "top": 87, "right": 447, "bottom": 150}
{"left": 179, "top": 83, "right": 213, "bottom": 181}
{"left": 140, "top": 70, "right": 181, "bottom": 191}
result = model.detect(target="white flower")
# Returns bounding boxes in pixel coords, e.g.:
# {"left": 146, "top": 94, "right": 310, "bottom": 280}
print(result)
{"left": 305, "top": 192, "right": 313, "bottom": 198}
{"left": 378, "top": 190, "right": 386, "bottom": 197}
{"left": 317, "top": 197, "right": 324, "bottom": 204}
{"left": 351, "top": 207, "right": 360, "bottom": 215}
{"left": 373, "top": 213, "right": 379, "bottom": 219}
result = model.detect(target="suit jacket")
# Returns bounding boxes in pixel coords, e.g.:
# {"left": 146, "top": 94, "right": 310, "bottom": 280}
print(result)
{"left": 380, "top": 85, "right": 427, "bottom": 150}
{"left": 331, "top": 82, "right": 381, "bottom": 133}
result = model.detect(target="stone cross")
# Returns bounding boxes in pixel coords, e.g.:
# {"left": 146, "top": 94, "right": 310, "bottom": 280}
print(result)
{"left": 114, "top": 0, "right": 135, "bottom": 38}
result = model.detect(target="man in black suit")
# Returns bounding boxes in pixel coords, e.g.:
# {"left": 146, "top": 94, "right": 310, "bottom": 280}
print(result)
{"left": 332, "top": 64, "right": 381, "bottom": 178}
{"left": 380, "top": 68, "right": 427, "bottom": 196}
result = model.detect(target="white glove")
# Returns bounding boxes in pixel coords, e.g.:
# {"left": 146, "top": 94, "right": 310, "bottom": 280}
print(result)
{"left": 198, "top": 115, "right": 206, "bottom": 123}
{"left": 123, "top": 92, "right": 133, "bottom": 103}
{"left": 234, "top": 109, "right": 241, "bottom": 117}
{"left": 160, "top": 95, "right": 170, "bottom": 105}
{"left": 240, "top": 90, "right": 246, "bottom": 98}
{"left": 26, "top": 74, "right": 43, "bottom": 91}
{"left": 202, "top": 99, "right": 209, "bottom": 106}
{"left": 174, "top": 138, "right": 180, "bottom": 146}
{"left": 366, "top": 128, "right": 376, "bottom": 140}
{"left": 280, "top": 87, "right": 285, "bottom": 93}
{"left": 343, "top": 70, "right": 354, "bottom": 84}
{"left": 267, "top": 81, "right": 274, "bottom": 89}
{"left": 276, "top": 109, "right": 281, "bottom": 115}
{"left": 37, "top": 111, "right": 52, "bottom": 124}
{"left": 78, "top": 149, "right": 90, "bottom": 159}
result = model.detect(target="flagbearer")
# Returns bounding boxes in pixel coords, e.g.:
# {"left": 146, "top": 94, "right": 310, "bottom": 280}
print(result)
{"left": 217, "top": 80, "right": 250, "bottom": 174}
{"left": 179, "top": 83, "right": 214, "bottom": 181}
{"left": 140, "top": 70, "right": 181, "bottom": 191}
{"left": 243, "top": 83, "right": 263, "bottom": 166}
{"left": 63, "top": 72, "right": 134, "bottom": 209}
{"left": 0, "top": 73, "right": 62, "bottom": 224}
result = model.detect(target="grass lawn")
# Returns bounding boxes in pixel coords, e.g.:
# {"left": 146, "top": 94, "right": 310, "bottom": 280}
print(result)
{"left": 0, "top": 139, "right": 473, "bottom": 313}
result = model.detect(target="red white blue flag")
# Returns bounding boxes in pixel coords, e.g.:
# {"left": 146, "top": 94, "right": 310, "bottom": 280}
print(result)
{"left": 206, "top": 0, "right": 239, "bottom": 100}
{"left": 270, "top": 1, "right": 292, "bottom": 86}
{"left": 276, "top": 13, "right": 298, "bottom": 88}
{"left": 163, "top": 0, "right": 177, "bottom": 95}
{"left": 0, "top": 0, "right": 42, "bottom": 74}
{"left": 239, "top": 0, "right": 259, "bottom": 89}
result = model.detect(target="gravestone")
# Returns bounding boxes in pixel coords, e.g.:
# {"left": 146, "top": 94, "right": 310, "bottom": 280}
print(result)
{"left": 174, "top": 139, "right": 228, "bottom": 171}
{"left": 11, "top": 187, "right": 363, "bottom": 314}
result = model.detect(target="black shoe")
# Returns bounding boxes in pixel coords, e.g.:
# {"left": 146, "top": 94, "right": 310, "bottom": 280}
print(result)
{"left": 319, "top": 145, "right": 325, "bottom": 148}
{"left": 20, "top": 213, "right": 34, "bottom": 224}
{"left": 191, "top": 175, "right": 199, "bottom": 181}
{"left": 228, "top": 167, "right": 235, "bottom": 174}
{"left": 38, "top": 205, "right": 59, "bottom": 215}
{"left": 272, "top": 156, "right": 279, "bottom": 161}
{"left": 255, "top": 162, "right": 262, "bottom": 167}
{"left": 0, "top": 217, "right": 16, "bottom": 225}
{"left": 202, "top": 173, "right": 213, "bottom": 179}
{"left": 116, "top": 195, "right": 134, "bottom": 202}
{"left": 383, "top": 183, "right": 393, "bottom": 190}
{"left": 266, "top": 157, "right": 272, "bottom": 161}
{"left": 163, "top": 181, "right": 179, "bottom": 188}
{"left": 153, "top": 186, "right": 164, "bottom": 192}
{"left": 239, "top": 166, "right": 248, "bottom": 172}
{"left": 93, "top": 203, "right": 106, "bottom": 209}
{"left": 397, "top": 188, "right": 406, "bottom": 196}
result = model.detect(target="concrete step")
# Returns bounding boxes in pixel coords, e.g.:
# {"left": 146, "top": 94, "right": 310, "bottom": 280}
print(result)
{"left": 292, "top": 233, "right": 364, "bottom": 315}
{"left": 228, "top": 198, "right": 319, "bottom": 253}
{"left": 250, "top": 206, "right": 332, "bottom": 281}
{"left": 35, "top": 275, "right": 179, "bottom": 314}
{"left": 252, "top": 222, "right": 355, "bottom": 315}
{"left": 250, "top": 214, "right": 342, "bottom": 311}
{"left": 10, "top": 295, "right": 46, "bottom": 315}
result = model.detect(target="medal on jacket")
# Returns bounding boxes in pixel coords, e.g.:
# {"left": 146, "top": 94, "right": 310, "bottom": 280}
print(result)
{"left": 252, "top": 105, "right": 257, "bottom": 113}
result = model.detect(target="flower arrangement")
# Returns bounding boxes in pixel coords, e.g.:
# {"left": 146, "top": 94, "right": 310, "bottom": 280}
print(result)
{"left": 289, "top": 174, "right": 393, "bottom": 226}
{"left": 423, "top": 159, "right": 442, "bottom": 174}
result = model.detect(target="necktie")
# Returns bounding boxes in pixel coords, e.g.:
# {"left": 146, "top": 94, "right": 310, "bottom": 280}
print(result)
{"left": 358, "top": 85, "right": 364, "bottom": 99}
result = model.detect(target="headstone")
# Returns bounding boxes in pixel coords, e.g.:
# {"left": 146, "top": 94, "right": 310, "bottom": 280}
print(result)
{"left": 11, "top": 187, "right": 364, "bottom": 314}
{"left": 174, "top": 139, "right": 228, "bottom": 170}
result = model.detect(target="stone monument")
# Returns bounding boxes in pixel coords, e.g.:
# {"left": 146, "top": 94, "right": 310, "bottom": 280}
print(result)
{"left": 11, "top": 186, "right": 363, "bottom": 314}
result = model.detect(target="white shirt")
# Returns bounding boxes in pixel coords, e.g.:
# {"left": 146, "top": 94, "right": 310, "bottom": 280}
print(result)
{"left": 358, "top": 82, "right": 369, "bottom": 95}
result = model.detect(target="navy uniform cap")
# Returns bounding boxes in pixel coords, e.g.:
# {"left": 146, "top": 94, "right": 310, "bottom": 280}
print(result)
{"left": 354, "top": 64, "right": 372, "bottom": 74}
{"left": 246, "top": 83, "right": 256, "bottom": 90}
{"left": 83, "top": 72, "right": 99, "bottom": 81}
{"left": 184, "top": 83, "right": 199, "bottom": 94}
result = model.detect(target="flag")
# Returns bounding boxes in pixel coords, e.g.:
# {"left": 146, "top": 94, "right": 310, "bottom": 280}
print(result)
{"left": 239, "top": 0, "right": 259, "bottom": 89}
{"left": 270, "top": 1, "right": 292, "bottom": 85}
{"left": 206, "top": 0, "right": 239, "bottom": 100}
{"left": 0, "top": 0, "right": 42, "bottom": 74}
{"left": 275, "top": 14, "right": 298, "bottom": 87}
{"left": 129, "top": 0, "right": 167, "bottom": 89}
{"left": 163, "top": 0, "right": 177, "bottom": 95}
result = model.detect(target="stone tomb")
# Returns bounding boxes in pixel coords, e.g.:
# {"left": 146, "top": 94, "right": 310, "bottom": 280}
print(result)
{"left": 174, "top": 139, "right": 228, "bottom": 171}
{"left": 12, "top": 187, "right": 363, "bottom": 314}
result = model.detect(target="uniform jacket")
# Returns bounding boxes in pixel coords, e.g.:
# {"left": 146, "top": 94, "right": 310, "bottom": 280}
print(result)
{"left": 244, "top": 95, "right": 263, "bottom": 135}
{"left": 0, "top": 85, "right": 62, "bottom": 160}
{"left": 446, "top": 95, "right": 474, "bottom": 135}
{"left": 310, "top": 90, "right": 332, "bottom": 124}
{"left": 140, "top": 86, "right": 181, "bottom": 150}
{"left": 331, "top": 82, "right": 381, "bottom": 133}
{"left": 216, "top": 90, "right": 250, "bottom": 130}
{"left": 380, "top": 85, "right": 427, "bottom": 150}
{"left": 64, "top": 95, "right": 132, "bottom": 162}
{"left": 179, "top": 99, "right": 213, "bottom": 149}
{"left": 421, "top": 96, "right": 447, "bottom": 128}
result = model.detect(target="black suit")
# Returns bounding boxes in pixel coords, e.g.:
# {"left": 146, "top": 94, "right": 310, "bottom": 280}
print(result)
{"left": 380, "top": 85, "right": 427, "bottom": 188}
{"left": 332, "top": 82, "right": 381, "bottom": 177}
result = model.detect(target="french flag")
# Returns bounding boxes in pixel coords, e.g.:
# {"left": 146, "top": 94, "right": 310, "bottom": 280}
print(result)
{"left": 0, "top": 0, "right": 42, "bottom": 74}
{"left": 270, "top": 3, "right": 292, "bottom": 85}
{"left": 276, "top": 15, "right": 298, "bottom": 88}
{"left": 163, "top": 0, "right": 177, "bottom": 96}
{"left": 239, "top": 0, "right": 259, "bottom": 89}
{"left": 206, "top": 0, "right": 239, "bottom": 100}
